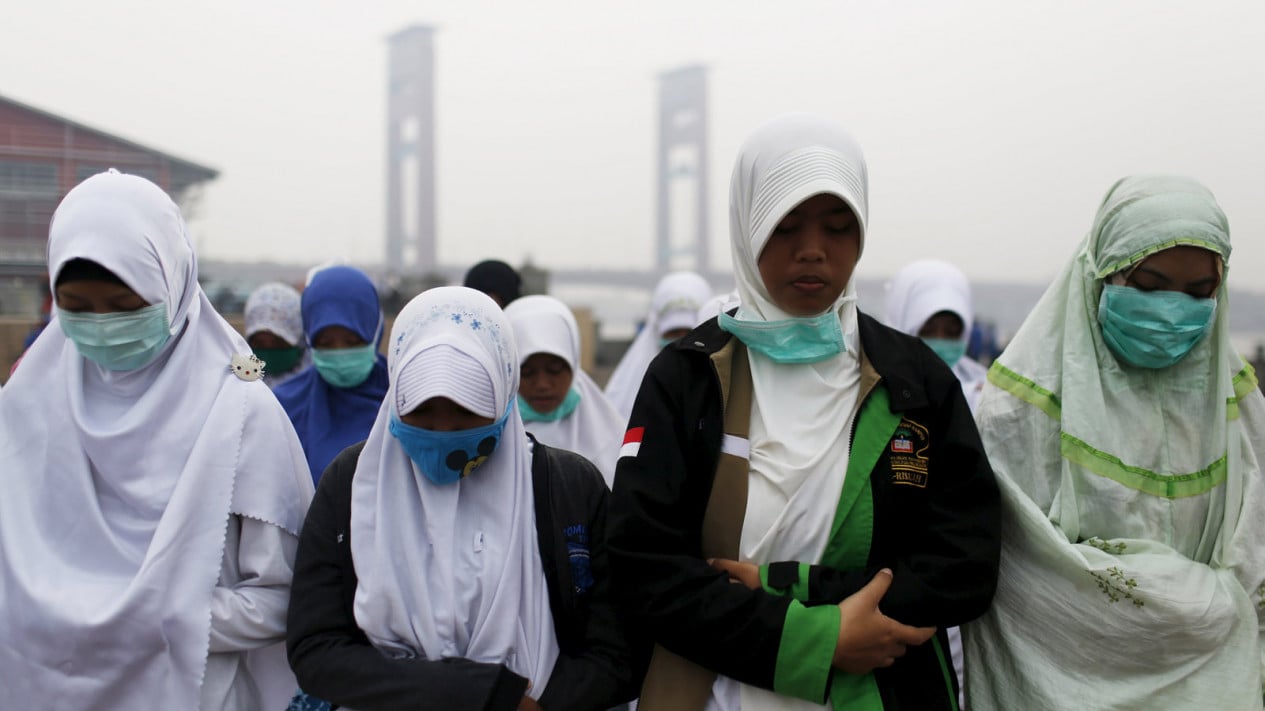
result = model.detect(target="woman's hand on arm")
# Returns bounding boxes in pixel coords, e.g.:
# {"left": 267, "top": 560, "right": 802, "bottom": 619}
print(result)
{"left": 709, "top": 558, "right": 761, "bottom": 589}
{"left": 832, "top": 569, "right": 935, "bottom": 674}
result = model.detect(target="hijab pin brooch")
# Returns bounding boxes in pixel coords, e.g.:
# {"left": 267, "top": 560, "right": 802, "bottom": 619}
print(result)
{"left": 230, "top": 353, "right": 266, "bottom": 382}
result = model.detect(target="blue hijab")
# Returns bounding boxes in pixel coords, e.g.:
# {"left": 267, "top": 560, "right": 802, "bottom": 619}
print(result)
{"left": 273, "top": 266, "right": 389, "bottom": 483}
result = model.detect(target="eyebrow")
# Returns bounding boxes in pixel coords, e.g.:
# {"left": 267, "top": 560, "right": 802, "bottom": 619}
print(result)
{"left": 1131, "top": 266, "right": 1171, "bottom": 283}
{"left": 1185, "top": 276, "right": 1220, "bottom": 287}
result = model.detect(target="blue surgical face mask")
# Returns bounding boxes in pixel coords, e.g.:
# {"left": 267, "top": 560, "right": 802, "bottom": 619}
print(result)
{"left": 57, "top": 303, "right": 171, "bottom": 371}
{"left": 1097, "top": 284, "right": 1216, "bottom": 369}
{"left": 312, "top": 343, "right": 377, "bottom": 388}
{"left": 518, "top": 388, "right": 581, "bottom": 422}
{"left": 923, "top": 338, "right": 967, "bottom": 368}
{"left": 389, "top": 405, "right": 511, "bottom": 485}
{"left": 718, "top": 309, "right": 844, "bottom": 364}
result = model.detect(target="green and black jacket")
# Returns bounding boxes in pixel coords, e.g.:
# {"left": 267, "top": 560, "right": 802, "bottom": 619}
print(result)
{"left": 607, "top": 311, "right": 1000, "bottom": 710}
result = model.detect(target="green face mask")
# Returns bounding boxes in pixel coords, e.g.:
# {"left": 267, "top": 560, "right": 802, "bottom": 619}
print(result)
{"left": 922, "top": 337, "right": 967, "bottom": 368}
{"left": 1097, "top": 284, "right": 1217, "bottom": 369}
{"left": 252, "top": 346, "right": 303, "bottom": 375}
{"left": 311, "top": 344, "right": 377, "bottom": 388}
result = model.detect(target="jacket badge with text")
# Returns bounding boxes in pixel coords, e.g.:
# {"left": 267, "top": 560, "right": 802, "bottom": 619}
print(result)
{"left": 890, "top": 418, "right": 930, "bottom": 488}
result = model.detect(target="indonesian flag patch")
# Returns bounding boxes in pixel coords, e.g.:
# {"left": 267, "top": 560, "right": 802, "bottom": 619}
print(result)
{"left": 620, "top": 427, "right": 644, "bottom": 459}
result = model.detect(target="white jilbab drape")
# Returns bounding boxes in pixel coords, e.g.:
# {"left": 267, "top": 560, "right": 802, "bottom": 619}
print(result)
{"left": 351, "top": 287, "right": 559, "bottom": 698}
{"left": 0, "top": 171, "right": 313, "bottom": 710}
{"left": 505, "top": 295, "right": 625, "bottom": 487}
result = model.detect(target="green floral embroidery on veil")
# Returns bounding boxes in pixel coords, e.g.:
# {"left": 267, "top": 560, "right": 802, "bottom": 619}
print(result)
{"left": 1089, "top": 567, "right": 1144, "bottom": 607}
{"left": 1084, "top": 537, "right": 1128, "bottom": 555}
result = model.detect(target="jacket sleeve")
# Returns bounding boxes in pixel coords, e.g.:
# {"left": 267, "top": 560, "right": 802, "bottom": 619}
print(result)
{"left": 285, "top": 445, "right": 528, "bottom": 711}
{"left": 606, "top": 349, "right": 838, "bottom": 703}
{"left": 760, "top": 371, "right": 1001, "bottom": 629}
{"left": 538, "top": 450, "right": 646, "bottom": 710}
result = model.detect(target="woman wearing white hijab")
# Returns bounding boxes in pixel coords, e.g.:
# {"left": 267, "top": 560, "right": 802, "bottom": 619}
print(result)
{"left": 286, "top": 286, "right": 641, "bottom": 711}
{"left": 0, "top": 171, "right": 314, "bottom": 709}
{"left": 608, "top": 114, "right": 999, "bottom": 711}
{"left": 604, "top": 271, "right": 713, "bottom": 420}
{"left": 884, "top": 260, "right": 987, "bottom": 411}
{"left": 505, "top": 295, "right": 626, "bottom": 487}
{"left": 963, "top": 176, "right": 1265, "bottom": 709}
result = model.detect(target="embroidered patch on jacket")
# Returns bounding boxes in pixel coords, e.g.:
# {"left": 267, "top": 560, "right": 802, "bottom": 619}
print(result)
{"left": 564, "top": 523, "right": 594, "bottom": 594}
{"left": 889, "top": 417, "right": 930, "bottom": 488}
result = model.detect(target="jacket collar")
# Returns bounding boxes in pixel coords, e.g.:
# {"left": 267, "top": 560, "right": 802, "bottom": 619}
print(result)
{"left": 678, "top": 310, "right": 930, "bottom": 413}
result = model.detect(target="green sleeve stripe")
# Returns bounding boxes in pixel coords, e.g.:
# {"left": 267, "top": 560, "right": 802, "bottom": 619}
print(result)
{"left": 1229, "top": 362, "right": 1258, "bottom": 420}
{"left": 774, "top": 601, "right": 839, "bottom": 703}
{"left": 1060, "top": 432, "right": 1227, "bottom": 498}
{"left": 987, "top": 362, "right": 1062, "bottom": 420}
{"left": 1233, "top": 361, "right": 1258, "bottom": 396}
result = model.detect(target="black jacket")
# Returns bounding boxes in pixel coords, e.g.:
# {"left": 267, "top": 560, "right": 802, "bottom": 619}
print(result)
{"left": 287, "top": 438, "right": 643, "bottom": 711}
{"left": 607, "top": 312, "right": 1000, "bottom": 709}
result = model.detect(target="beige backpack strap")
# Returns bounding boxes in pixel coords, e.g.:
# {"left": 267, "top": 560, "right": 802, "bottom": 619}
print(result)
{"left": 701, "top": 342, "right": 752, "bottom": 560}
{"left": 638, "top": 341, "right": 754, "bottom": 711}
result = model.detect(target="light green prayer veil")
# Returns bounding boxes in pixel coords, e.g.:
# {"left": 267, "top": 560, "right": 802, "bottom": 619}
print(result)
{"left": 965, "top": 176, "right": 1265, "bottom": 709}
{"left": 986, "top": 175, "right": 1251, "bottom": 558}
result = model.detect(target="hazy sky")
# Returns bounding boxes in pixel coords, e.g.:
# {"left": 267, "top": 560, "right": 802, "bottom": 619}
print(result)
{"left": 2, "top": 0, "right": 1263, "bottom": 288}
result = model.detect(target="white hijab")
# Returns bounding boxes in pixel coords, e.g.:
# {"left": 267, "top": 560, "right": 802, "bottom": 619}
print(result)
{"left": 0, "top": 171, "right": 311, "bottom": 707}
{"left": 604, "top": 271, "right": 712, "bottom": 420}
{"left": 713, "top": 114, "right": 869, "bottom": 711}
{"left": 505, "top": 295, "right": 625, "bottom": 487}
{"left": 351, "top": 286, "right": 559, "bottom": 698}
{"left": 884, "top": 259, "right": 987, "bottom": 411}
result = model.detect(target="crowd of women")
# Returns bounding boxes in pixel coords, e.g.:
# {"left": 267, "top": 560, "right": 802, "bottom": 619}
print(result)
{"left": 0, "top": 111, "right": 1261, "bottom": 711}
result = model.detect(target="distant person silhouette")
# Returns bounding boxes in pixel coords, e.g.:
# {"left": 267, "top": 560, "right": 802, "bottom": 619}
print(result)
{"left": 464, "top": 259, "right": 523, "bottom": 307}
